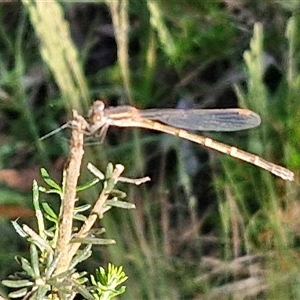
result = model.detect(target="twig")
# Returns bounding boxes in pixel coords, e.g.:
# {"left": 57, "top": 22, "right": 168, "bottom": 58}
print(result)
{"left": 68, "top": 164, "right": 125, "bottom": 259}
{"left": 118, "top": 176, "right": 150, "bottom": 185}
{"left": 54, "top": 109, "right": 87, "bottom": 276}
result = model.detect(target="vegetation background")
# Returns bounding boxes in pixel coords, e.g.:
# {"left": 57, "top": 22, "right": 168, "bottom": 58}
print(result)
{"left": 0, "top": 0, "right": 300, "bottom": 299}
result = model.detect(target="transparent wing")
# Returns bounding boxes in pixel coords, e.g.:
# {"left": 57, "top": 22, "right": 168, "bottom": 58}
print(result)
{"left": 139, "top": 108, "right": 261, "bottom": 131}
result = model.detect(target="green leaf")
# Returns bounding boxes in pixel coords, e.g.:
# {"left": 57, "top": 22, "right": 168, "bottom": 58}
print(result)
{"left": 40, "top": 168, "right": 62, "bottom": 191}
{"left": 44, "top": 228, "right": 55, "bottom": 238}
{"left": 72, "top": 237, "right": 116, "bottom": 245}
{"left": 42, "top": 202, "right": 58, "bottom": 222}
{"left": 32, "top": 180, "right": 40, "bottom": 211}
{"left": 33, "top": 180, "right": 46, "bottom": 239}
{"left": 110, "top": 189, "right": 127, "bottom": 199}
{"left": 2, "top": 279, "right": 33, "bottom": 288}
{"left": 45, "top": 253, "right": 60, "bottom": 278}
{"left": 8, "top": 287, "right": 28, "bottom": 298}
{"left": 77, "top": 178, "right": 100, "bottom": 192}
{"left": 11, "top": 220, "right": 27, "bottom": 238}
{"left": 105, "top": 163, "right": 114, "bottom": 178}
{"left": 73, "top": 214, "right": 87, "bottom": 222}
{"left": 76, "top": 271, "right": 89, "bottom": 285}
{"left": 48, "top": 269, "right": 75, "bottom": 283}
{"left": 19, "top": 256, "right": 35, "bottom": 277}
{"left": 87, "top": 163, "right": 105, "bottom": 180}
{"left": 74, "top": 203, "right": 91, "bottom": 213}
{"left": 106, "top": 199, "right": 135, "bottom": 209}
{"left": 30, "top": 244, "right": 40, "bottom": 278}
{"left": 88, "top": 228, "right": 106, "bottom": 236}
{"left": 34, "top": 285, "right": 50, "bottom": 299}
{"left": 104, "top": 178, "right": 116, "bottom": 193}
{"left": 69, "top": 245, "right": 92, "bottom": 269}
{"left": 39, "top": 187, "right": 63, "bottom": 196}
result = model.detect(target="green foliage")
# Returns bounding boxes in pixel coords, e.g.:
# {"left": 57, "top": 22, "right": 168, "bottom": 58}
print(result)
{"left": 2, "top": 164, "right": 133, "bottom": 299}
{"left": 214, "top": 16, "right": 300, "bottom": 297}
{"left": 285, "top": 16, "right": 300, "bottom": 167}
{"left": 90, "top": 264, "right": 128, "bottom": 300}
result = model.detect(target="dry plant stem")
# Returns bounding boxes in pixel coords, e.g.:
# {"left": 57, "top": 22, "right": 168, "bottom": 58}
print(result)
{"left": 54, "top": 110, "right": 87, "bottom": 276}
{"left": 68, "top": 164, "right": 125, "bottom": 259}
{"left": 118, "top": 175, "right": 150, "bottom": 185}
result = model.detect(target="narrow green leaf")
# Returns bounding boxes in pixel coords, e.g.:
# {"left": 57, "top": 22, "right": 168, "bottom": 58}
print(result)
{"left": 35, "top": 285, "right": 50, "bottom": 299}
{"left": 87, "top": 163, "right": 105, "bottom": 180}
{"left": 105, "top": 163, "right": 114, "bottom": 178}
{"left": 110, "top": 189, "right": 127, "bottom": 199}
{"left": 39, "top": 188, "right": 63, "bottom": 196}
{"left": 106, "top": 199, "right": 135, "bottom": 209}
{"left": 90, "top": 274, "right": 97, "bottom": 286}
{"left": 105, "top": 178, "right": 116, "bottom": 193}
{"left": 11, "top": 220, "right": 27, "bottom": 238}
{"left": 44, "top": 229, "right": 55, "bottom": 238}
{"left": 73, "top": 214, "right": 87, "bottom": 222}
{"left": 42, "top": 202, "right": 58, "bottom": 221}
{"left": 74, "top": 203, "right": 91, "bottom": 213}
{"left": 89, "top": 228, "right": 106, "bottom": 236}
{"left": 33, "top": 180, "right": 46, "bottom": 239}
{"left": 2, "top": 279, "right": 33, "bottom": 288}
{"left": 30, "top": 244, "right": 40, "bottom": 278}
{"left": 45, "top": 253, "right": 60, "bottom": 278}
{"left": 38, "top": 186, "right": 47, "bottom": 193}
{"left": 72, "top": 237, "right": 116, "bottom": 245}
{"left": 76, "top": 272, "right": 89, "bottom": 285}
{"left": 44, "top": 214, "right": 58, "bottom": 224}
{"left": 8, "top": 287, "right": 28, "bottom": 298}
{"left": 32, "top": 180, "right": 39, "bottom": 211}
{"left": 77, "top": 178, "right": 100, "bottom": 192}
{"left": 69, "top": 245, "right": 92, "bottom": 269}
{"left": 48, "top": 269, "right": 75, "bottom": 283}
{"left": 40, "top": 168, "right": 61, "bottom": 191}
{"left": 19, "top": 257, "right": 35, "bottom": 277}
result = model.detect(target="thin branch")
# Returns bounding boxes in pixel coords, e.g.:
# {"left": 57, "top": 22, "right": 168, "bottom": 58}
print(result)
{"left": 54, "top": 110, "right": 87, "bottom": 276}
{"left": 118, "top": 176, "right": 151, "bottom": 185}
{"left": 68, "top": 164, "right": 125, "bottom": 259}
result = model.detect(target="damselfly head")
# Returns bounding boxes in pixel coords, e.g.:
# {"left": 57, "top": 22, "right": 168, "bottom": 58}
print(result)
{"left": 88, "top": 100, "right": 105, "bottom": 118}
{"left": 86, "top": 100, "right": 108, "bottom": 135}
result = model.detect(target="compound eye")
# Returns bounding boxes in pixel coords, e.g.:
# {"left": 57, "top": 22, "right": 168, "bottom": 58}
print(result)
{"left": 88, "top": 100, "right": 105, "bottom": 118}
{"left": 94, "top": 100, "right": 105, "bottom": 112}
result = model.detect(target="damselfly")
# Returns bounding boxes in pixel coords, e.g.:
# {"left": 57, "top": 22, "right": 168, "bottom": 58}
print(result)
{"left": 85, "top": 100, "right": 294, "bottom": 181}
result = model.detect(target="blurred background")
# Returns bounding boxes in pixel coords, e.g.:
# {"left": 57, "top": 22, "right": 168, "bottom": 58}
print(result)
{"left": 0, "top": 1, "right": 300, "bottom": 299}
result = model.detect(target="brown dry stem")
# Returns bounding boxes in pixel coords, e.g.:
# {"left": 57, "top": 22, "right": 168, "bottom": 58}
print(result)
{"left": 68, "top": 164, "right": 125, "bottom": 259}
{"left": 54, "top": 109, "right": 87, "bottom": 276}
